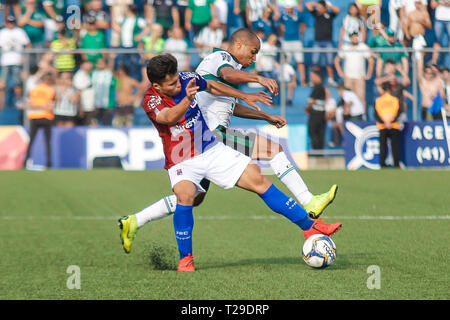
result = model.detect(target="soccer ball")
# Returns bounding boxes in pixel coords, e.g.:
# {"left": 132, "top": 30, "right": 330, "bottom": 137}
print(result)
{"left": 302, "top": 234, "right": 337, "bottom": 268}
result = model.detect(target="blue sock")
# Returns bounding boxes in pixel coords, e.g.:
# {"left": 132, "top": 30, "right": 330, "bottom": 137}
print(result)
{"left": 259, "top": 184, "right": 314, "bottom": 231}
{"left": 173, "top": 204, "right": 194, "bottom": 259}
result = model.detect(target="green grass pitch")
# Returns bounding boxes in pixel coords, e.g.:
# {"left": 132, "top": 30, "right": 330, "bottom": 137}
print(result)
{"left": 0, "top": 169, "right": 448, "bottom": 300}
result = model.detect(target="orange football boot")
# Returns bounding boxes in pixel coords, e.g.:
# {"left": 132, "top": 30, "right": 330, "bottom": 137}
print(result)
{"left": 177, "top": 254, "right": 195, "bottom": 272}
{"left": 303, "top": 218, "right": 342, "bottom": 240}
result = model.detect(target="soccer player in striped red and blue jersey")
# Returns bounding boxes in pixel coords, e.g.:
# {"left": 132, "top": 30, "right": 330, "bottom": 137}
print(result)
{"left": 118, "top": 54, "right": 342, "bottom": 272}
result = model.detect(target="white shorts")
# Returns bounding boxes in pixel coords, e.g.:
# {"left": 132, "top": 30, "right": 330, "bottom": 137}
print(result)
{"left": 168, "top": 142, "right": 251, "bottom": 195}
{"left": 281, "top": 40, "right": 304, "bottom": 64}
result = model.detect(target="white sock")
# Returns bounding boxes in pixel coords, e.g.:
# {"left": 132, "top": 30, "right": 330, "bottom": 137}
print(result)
{"left": 269, "top": 152, "right": 313, "bottom": 206}
{"left": 135, "top": 195, "right": 176, "bottom": 228}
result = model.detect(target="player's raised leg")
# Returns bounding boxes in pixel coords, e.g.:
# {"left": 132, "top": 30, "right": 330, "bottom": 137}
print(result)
{"left": 253, "top": 134, "right": 338, "bottom": 219}
{"left": 235, "top": 162, "right": 342, "bottom": 239}
{"left": 118, "top": 195, "right": 176, "bottom": 254}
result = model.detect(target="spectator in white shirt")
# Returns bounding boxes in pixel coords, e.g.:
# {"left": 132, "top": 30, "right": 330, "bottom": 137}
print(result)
{"left": 53, "top": 72, "right": 80, "bottom": 128}
{"left": 107, "top": 0, "right": 134, "bottom": 47}
{"left": 164, "top": 27, "right": 191, "bottom": 71}
{"left": 276, "top": 55, "right": 297, "bottom": 106}
{"left": 389, "top": 0, "right": 405, "bottom": 40}
{"left": 0, "top": 16, "right": 31, "bottom": 84}
{"left": 256, "top": 32, "right": 278, "bottom": 80}
{"left": 194, "top": 18, "right": 225, "bottom": 58}
{"left": 73, "top": 60, "right": 96, "bottom": 126}
{"left": 0, "top": 16, "right": 31, "bottom": 107}
{"left": 246, "top": 0, "right": 271, "bottom": 28}
{"left": 334, "top": 31, "right": 374, "bottom": 113}
{"left": 112, "top": 4, "right": 148, "bottom": 48}
{"left": 337, "top": 83, "right": 365, "bottom": 120}
{"left": 339, "top": 3, "right": 366, "bottom": 48}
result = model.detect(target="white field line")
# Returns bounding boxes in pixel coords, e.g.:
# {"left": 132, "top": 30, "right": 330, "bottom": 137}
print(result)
{"left": 0, "top": 215, "right": 449, "bottom": 221}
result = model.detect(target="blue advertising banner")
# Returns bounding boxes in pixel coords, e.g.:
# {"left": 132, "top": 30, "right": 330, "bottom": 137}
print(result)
{"left": 29, "top": 126, "right": 165, "bottom": 170}
{"left": 16, "top": 124, "right": 308, "bottom": 170}
{"left": 344, "top": 121, "right": 450, "bottom": 169}
{"left": 402, "top": 121, "right": 450, "bottom": 167}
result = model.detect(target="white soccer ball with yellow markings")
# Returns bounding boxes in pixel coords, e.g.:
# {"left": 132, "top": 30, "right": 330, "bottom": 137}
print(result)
{"left": 302, "top": 234, "right": 337, "bottom": 268}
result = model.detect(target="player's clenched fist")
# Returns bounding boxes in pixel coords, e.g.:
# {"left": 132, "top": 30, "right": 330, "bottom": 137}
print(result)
{"left": 266, "top": 115, "right": 287, "bottom": 128}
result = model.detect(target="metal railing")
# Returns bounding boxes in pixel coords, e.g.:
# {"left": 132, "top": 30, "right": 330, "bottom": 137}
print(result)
{"left": 2, "top": 46, "right": 450, "bottom": 123}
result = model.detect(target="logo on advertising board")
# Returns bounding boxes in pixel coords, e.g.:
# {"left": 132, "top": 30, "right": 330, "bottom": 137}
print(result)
{"left": 344, "top": 121, "right": 384, "bottom": 170}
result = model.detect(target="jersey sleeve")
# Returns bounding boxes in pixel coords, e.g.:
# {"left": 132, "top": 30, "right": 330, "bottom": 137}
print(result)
{"left": 194, "top": 73, "right": 208, "bottom": 92}
{"left": 142, "top": 94, "right": 169, "bottom": 121}
{"left": 212, "top": 51, "right": 235, "bottom": 76}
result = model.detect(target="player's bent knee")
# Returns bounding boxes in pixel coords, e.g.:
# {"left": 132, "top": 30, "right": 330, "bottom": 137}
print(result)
{"left": 237, "top": 163, "right": 273, "bottom": 194}
{"left": 173, "top": 180, "right": 196, "bottom": 206}
{"left": 176, "top": 193, "right": 195, "bottom": 206}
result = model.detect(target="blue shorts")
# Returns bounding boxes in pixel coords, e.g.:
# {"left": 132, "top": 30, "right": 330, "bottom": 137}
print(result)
{"left": 312, "top": 40, "right": 335, "bottom": 66}
{"left": 434, "top": 20, "right": 450, "bottom": 45}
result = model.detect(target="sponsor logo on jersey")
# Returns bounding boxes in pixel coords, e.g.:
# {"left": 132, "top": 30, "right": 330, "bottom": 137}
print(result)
{"left": 170, "top": 110, "right": 202, "bottom": 136}
{"left": 146, "top": 95, "right": 162, "bottom": 111}
{"left": 220, "top": 52, "right": 231, "bottom": 62}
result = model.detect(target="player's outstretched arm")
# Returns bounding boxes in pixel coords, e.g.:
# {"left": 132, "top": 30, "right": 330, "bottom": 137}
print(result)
{"left": 206, "top": 79, "right": 272, "bottom": 111}
{"left": 219, "top": 67, "right": 279, "bottom": 96}
{"left": 233, "top": 103, "right": 287, "bottom": 128}
{"left": 155, "top": 79, "right": 199, "bottom": 125}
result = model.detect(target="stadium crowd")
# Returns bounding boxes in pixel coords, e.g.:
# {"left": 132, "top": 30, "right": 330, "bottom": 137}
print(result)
{"left": 0, "top": 0, "right": 449, "bottom": 147}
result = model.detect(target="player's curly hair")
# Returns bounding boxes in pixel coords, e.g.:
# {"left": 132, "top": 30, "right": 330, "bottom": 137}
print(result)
{"left": 146, "top": 54, "right": 178, "bottom": 84}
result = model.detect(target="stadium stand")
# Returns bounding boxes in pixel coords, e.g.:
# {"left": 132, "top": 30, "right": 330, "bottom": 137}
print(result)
{"left": 0, "top": 0, "right": 449, "bottom": 151}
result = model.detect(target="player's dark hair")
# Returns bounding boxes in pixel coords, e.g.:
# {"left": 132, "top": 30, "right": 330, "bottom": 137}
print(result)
{"left": 146, "top": 54, "right": 178, "bottom": 84}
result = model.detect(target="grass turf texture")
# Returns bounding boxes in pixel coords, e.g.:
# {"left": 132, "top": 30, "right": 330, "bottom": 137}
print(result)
{"left": 0, "top": 169, "right": 448, "bottom": 300}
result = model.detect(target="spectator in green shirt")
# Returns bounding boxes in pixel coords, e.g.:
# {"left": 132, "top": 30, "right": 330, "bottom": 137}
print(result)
{"left": 368, "top": 22, "right": 388, "bottom": 49}
{"left": 17, "top": 0, "right": 45, "bottom": 46}
{"left": 376, "top": 28, "right": 408, "bottom": 78}
{"left": 81, "top": 15, "right": 106, "bottom": 66}
{"left": 185, "top": 0, "right": 216, "bottom": 36}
